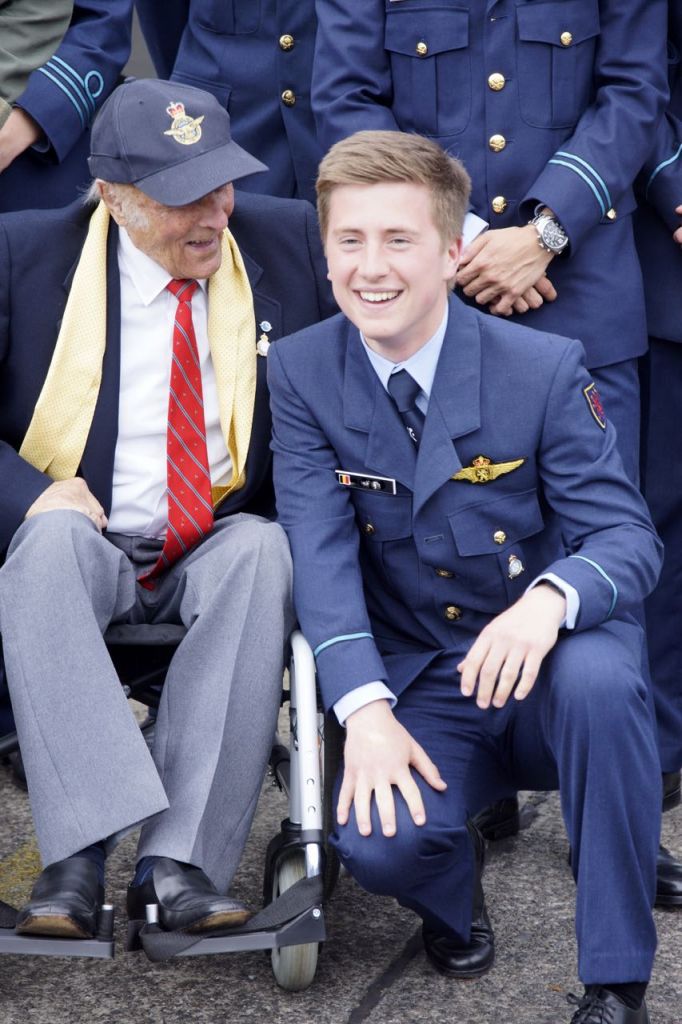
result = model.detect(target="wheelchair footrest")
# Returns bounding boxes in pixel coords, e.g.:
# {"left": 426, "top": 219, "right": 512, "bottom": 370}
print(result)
{"left": 0, "top": 904, "right": 115, "bottom": 959}
{"left": 138, "top": 874, "right": 325, "bottom": 962}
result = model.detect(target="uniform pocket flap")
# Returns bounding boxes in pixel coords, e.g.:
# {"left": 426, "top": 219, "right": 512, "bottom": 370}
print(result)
{"left": 516, "top": 0, "right": 600, "bottom": 47}
{"left": 448, "top": 488, "right": 544, "bottom": 556}
{"left": 352, "top": 492, "right": 413, "bottom": 540}
{"left": 385, "top": 7, "right": 469, "bottom": 57}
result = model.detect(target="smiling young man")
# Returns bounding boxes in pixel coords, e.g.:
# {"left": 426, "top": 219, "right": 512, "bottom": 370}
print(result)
{"left": 268, "top": 131, "right": 664, "bottom": 1023}
{"left": 0, "top": 77, "right": 333, "bottom": 943}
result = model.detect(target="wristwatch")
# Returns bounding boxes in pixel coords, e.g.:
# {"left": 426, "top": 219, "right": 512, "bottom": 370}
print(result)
{"left": 530, "top": 209, "right": 569, "bottom": 255}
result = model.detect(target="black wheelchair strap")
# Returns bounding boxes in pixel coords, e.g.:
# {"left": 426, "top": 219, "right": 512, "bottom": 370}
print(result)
{"left": 139, "top": 874, "right": 323, "bottom": 962}
{"left": 0, "top": 900, "right": 18, "bottom": 929}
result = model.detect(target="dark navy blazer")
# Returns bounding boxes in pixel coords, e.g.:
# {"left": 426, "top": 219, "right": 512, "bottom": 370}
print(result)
{"left": 269, "top": 296, "right": 662, "bottom": 711}
{"left": 312, "top": 0, "right": 669, "bottom": 369}
{"left": 0, "top": 0, "right": 134, "bottom": 213}
{"left": 134, "top": 0, "right": 323, "bottom": 203}
{"left": 0, "top": 191, "right": 334, "bottom": 555}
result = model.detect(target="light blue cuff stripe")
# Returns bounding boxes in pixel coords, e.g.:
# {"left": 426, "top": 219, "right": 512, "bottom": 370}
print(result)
{"left": 645, "top": 144, "right": 682, "bottom": 197}
{"left": 50, "top": 56, "right": 102, "bottom": 112}
{"left": 556, "top": 150, "right": 612, "bottom": 208}
{"left": 313, "top": 632, "right": 373, "bottom": 659}
{"left": 548, "top": 159, "right": 606, "bottom": 217}
{"left": 38, "top": 67, "right": 87, "bottom": 128}
{"left": 569, "top": 555, "right": 618, "bottom": 618}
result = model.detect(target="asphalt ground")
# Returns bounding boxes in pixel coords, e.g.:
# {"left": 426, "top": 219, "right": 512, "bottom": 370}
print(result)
{"left": 0, "top": 707, "right": 680, "bottom": 1024}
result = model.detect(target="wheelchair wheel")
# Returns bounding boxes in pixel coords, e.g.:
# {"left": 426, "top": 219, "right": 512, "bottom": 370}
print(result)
{"left": 271, "top": 852, "right": 319, "bottom": 991}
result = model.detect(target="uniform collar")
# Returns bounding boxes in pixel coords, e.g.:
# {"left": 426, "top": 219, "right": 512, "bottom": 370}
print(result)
{"left": 360, "top": 304, "right": 448, "bottom": 401}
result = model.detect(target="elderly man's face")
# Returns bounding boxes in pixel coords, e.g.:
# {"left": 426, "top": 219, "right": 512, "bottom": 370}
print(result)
{"left": 106, "top": 183, "right": 235, "bottom": 280}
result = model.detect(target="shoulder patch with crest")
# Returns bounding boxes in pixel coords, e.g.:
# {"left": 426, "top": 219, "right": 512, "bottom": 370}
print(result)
{"left": 583, "top": 382, "right": 606, "bottom": 429}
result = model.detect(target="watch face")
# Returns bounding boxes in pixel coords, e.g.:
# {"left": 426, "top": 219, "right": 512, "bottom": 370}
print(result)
{"left": 541, "top": 220, "right": 567, "bottom": 252}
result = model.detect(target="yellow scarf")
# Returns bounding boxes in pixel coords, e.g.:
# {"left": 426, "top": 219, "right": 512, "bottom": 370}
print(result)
{"left": 19, "top": 202, "right": 256, "bottom": 507}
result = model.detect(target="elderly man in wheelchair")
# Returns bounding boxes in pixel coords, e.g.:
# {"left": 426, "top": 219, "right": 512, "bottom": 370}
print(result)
{"left": 0, "top": 76, "right": 332, "bottom": 945}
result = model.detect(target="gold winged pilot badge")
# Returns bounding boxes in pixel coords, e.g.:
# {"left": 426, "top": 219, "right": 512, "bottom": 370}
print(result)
{"left": 452, "top": 454, "right": 525, "bottom": 484}
{"left": 164, "top": 102, "right": 205, "bottom": 145}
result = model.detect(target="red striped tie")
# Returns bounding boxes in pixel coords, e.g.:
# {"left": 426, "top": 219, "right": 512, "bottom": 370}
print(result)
{"left": 138, "top": 279, "right": 214, "bottom": 589}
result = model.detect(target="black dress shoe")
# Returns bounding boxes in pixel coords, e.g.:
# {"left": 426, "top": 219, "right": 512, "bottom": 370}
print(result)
{"left": 472, "top": 796, "right": 520, "bottom": 841}
{"left": 126, "top": 857, "right": 251, "bottom": 945}
{"left": 567, "top": 988, "right": 649, "bottom": 1023}
{"left": 15, "top": 857, "right": 103, "bottom": 939}
{"left": 655, "top": 844, "right": 682, "bottom": 907}
{"left": 422, "top": 822, "right": 495, "bottom": 978}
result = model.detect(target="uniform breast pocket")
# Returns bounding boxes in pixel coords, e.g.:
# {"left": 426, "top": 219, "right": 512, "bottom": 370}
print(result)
{"left": 352, "top": 490, "right": 417, "bottom": 583}
{"left": 384, "top": 6, "right": 471, "bottom": 137}
{"left": 515, "top": 0, "right": 600, "bottom": 128}
{"left": 447, "top": 488, "right": 545, "bottom": 598}
{"left": 196, "top": 0, "right": 261, "bottom": 35}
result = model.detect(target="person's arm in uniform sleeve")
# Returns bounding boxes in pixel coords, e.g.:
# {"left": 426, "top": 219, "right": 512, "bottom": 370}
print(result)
{"left": 268, "top": 339, "right": 389, "bottom": 711}
{"left": 535, "top": 340, "right": 662, "bottom": 627}
{"left": 520, "top": 0, "right": 668, "bottom": 253}
{"left": 0, "top": 221, "right": 54, "bottom": 554}
{"left": 8, "top": 0, "right": 133, "bottom": 167}
{"left": 312, "top": 0, "right": 400, "bottom": 151}
{"left": 134, "top": 0, "right": 189, "bottom": 79}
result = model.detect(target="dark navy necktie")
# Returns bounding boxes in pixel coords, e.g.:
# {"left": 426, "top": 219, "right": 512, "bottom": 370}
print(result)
{"left": 387, "top": 369, "right": 425, "bottom": 445}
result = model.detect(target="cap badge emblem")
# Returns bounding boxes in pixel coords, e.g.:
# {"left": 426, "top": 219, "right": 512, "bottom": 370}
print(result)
{"left": 164, "top": 102, "right": 205, "bottom": 146}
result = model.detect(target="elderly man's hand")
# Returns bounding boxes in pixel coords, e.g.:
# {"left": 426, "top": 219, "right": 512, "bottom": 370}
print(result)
{"left": 0, "top": 108, "right": 41, "bottom": 174}
{"left": 458, "top": 583, "right": 566, "bottom": 709}
{"left": 25, "top": 479, "right": 108, "bottom": 532}
{"left": 338, "top": 699, "right": 447, "bottom": 838}
{"left": 457, "top": 226, "right": 556, "bottom": 316}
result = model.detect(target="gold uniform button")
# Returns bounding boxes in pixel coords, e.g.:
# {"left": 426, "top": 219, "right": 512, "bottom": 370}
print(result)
{"left": 435, "top": 568, "right": 455, "bottom": 579}
{"left": 560, "top": 31, "right": 573, "bottom": 46}
{"left": 416, "top": 40, "right": 428, "bottom": 56}
{"left": 493, "top": 530, "right": 507, "bottom": 545}
{"left": 281, "top": 89, "right": 296, "bottom": 107}
{"left": 606, "top": 208, "right": 617, "bottom": 221}
{"left": 488, "top": 72, "right": 506, "bottom": 91}
{"left": 491, "top": 196, "right": 508, "bottom": 214}
{"left": 279, "top": 33, "right": 295, "bottom": 51}
{"left": 363, "top": 522, "right": 376, "bottom": 535}
{"left": 445, "top": 605, "right": 462, "bottom": 622}
{"left": 489, "top": 134, "right": 506, "bottom": 153}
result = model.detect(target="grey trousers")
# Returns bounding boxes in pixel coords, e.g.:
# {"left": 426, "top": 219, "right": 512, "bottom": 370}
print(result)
{"left": 0, "top": 509, "right": 293, "bottom": 891}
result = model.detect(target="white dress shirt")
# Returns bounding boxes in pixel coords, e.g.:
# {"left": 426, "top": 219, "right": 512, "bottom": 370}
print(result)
{"left": 106, "top": 228, "right": 231, "bottom": 537}
{"left": 334, "top": 305, "right": 579, "bottom": 725}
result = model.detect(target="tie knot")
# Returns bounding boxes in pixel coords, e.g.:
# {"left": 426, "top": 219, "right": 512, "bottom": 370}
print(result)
{"left": 167, "top": 278, "right": 198, "bottom": 303}
{"left": 387, "top": 369, "right": 421, "bottom": 412}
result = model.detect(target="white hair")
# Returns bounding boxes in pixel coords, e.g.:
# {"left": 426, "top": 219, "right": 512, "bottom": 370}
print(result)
{"left": 83, "top": 179, "right": 151, "bottom": 231}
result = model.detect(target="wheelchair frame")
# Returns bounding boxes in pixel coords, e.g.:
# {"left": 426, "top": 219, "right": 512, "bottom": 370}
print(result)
{"left": 0, "top": 629, "right": 329, "bottom": 991}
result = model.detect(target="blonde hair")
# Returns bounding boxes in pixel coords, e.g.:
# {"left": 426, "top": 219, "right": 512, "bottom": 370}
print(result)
{"left": 316, "top": 131, "right": 471, "bottom": 245}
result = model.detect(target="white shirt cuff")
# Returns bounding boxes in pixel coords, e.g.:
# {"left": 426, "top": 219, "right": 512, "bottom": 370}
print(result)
{"left": 333, "top": 682, "right": 397, "bottom": 726}
{"left": 528, "top": 573, "right": 580, "bottom": 629}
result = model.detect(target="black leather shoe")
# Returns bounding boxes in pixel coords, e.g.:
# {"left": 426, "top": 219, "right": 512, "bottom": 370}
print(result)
{"left": 662, "top": 770, "right": 681, "bottom": 812}
{"left": 472, "top": 796, "right": 520, "bottom": 841}
{"left": 655, "top": 844, "right": 682, "bottom": 907}
{"left": 126, "top": 857, "right": 251, "bottom": 945}
{"left": 422, "top": 823, "right": 495, "bottom": 978}
{"left": 15, "top": 857, "right": 103, "bottom": 939}
{"left": 567, "top": 988, "right": 649, "bottom": 1023}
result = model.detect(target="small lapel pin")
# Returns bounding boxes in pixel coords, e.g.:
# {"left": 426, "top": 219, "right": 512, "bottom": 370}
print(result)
{"left": 508, "top": 553, "right": 525, "bottom": 580}
{"left": 257, "top": 334, "right": 270, "bottom": 357}
{"left": 259, "top": 320, "right": 272, "bottom": 333}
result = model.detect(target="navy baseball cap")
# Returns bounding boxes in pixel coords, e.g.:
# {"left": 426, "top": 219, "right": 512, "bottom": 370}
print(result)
{"left": 88, "top": 78, "right": 267, "bottom": 206}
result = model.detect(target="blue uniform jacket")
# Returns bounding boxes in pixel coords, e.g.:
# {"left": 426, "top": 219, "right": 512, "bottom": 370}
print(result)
{"left": 134, "top": 0, "right": 323, "bottom": 203}
{"left": 635, "top": 2, "right": 682, "bottom": 343}
{"left": 269, "top": 296, "right": 662, "bottom": 711}
{"left": 0, "top": 192, "right": 334, "bottom": 555}
{"left": 312, "top": 0, "right": 668, "bottom": 368}
{"left": 0, "top": 0, "right": 133, "bottom": 213}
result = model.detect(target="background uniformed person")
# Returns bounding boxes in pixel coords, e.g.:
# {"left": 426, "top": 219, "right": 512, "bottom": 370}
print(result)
{"left": 134, "top": 0, "right": 323, "bottom": 203}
